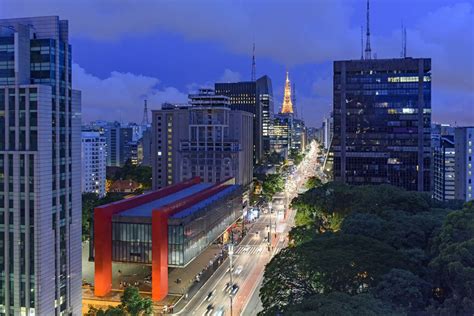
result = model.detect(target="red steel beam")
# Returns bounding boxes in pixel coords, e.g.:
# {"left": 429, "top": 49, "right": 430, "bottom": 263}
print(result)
{"left": 93, "top": 177, "right": 200, "bottom": 297}
{"left": 151, "top": 177, "right": 234, "bottom": 301}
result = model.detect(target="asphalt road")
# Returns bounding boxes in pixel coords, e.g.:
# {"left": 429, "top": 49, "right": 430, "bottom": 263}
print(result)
{"left": 176, "top": 141, "right": 323, "bottom": 316}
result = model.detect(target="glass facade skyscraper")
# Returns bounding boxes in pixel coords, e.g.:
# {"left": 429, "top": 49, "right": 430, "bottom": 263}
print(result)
{"left": 332, "top": 58, "right": 431, "bottom": 192}
{"left": 215, "top": 75, "right": 274, "bottom": 163}
{"left": 0, "top": 17, "right": 82, "bottom": 315}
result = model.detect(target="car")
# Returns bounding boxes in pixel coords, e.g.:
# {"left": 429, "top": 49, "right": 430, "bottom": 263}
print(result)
{"left": 234, "top": 265, "right": 243, "bottom": 275}
{"left": 223, "top": 282, "right": 231, "bottom": 292}
{"left": 256, "top": 247, "right": 263, "bottom": 253}
{"left": 206, "top": 290, "right": 216, "bottom": 301}
{"left": 204, "top": 304, "right": 214, "bottom": 316}
{"left": 230, "top": 284, "right": 239, "bottom": 295}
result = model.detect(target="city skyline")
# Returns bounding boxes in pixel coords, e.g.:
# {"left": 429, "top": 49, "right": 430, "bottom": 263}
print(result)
{"left": 1, "top": 0, "right": 472, "bottom": 127}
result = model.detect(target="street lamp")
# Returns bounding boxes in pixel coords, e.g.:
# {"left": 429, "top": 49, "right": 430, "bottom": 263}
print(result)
{"left": 228, "top": 243, "right": 234, "bottom": 316}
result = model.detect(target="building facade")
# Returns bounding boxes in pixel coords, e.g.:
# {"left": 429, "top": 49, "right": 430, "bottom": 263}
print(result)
{"left": 454, "top": 127, "right": 474, "bottom": 201}
{"left": 93, "top": 177, "right": 242, "bottom": 301}
{"left": 0, "top": 16, "right": 82, "bottom": 315}
{"left": 215, "top": 75, "right": 273, "bottom": 163}
{"left": 81, "top": 131, "right": 106, "bottom": 197}
{"left": 332, "top": 58, "right": 432, "bottom": 192}
{"left": 433, "top": 135, "right": 455, "bottom": 201}
{"left": 152, "top": 91, "right": 253, "bottom": 189}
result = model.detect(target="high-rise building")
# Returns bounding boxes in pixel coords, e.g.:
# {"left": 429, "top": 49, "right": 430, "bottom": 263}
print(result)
{"left": 270, "top": 114, "right": 291, "bottom": 158}
{"left": 454, "top": 127, "right": 474, "bottom": 201}
{"left": 256, "top": 76, "right": 274, "bottom": 153}
{"left": 0, "top": 16, "right": 82, "bottom": 315}
{"left": 323, "top": 115, "right": 334, "bottom": 150}
{"left": 215, "top": 75, "right": 273, "bottom": 163}
{"left": 269, "top": 72, "right": 306, "bottom": 157}
{"left": 433, "top": 135, "right": 455, "bottom": 201}
{"left": 152, "top": 90, "right": 253, "bottom": 189}
{"left": 103, "top": 121, "right": 121, "bottom": 167}
{"left": 82, "top": 131, "right": 106, "bottom": 197}
{"left": 119, "top": 126, "right": 133, "bottom": 166}
{"left": 138, "top": 127, "right": 152, "bottom": 167}
{"left": 332, "top": 58, "right": 432, "bottom": 192}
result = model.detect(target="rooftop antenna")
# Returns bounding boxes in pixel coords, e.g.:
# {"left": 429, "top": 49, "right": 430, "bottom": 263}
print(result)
{"left": 403, "top": 26, "right": 407, "bottom": 58}
{"left": 251, "top": 43, "right": 256, "bottom": 81}
{"left": 360, "top": 25, "right": 364, "bottom": 60}
{"left": 364, "top": 0, "right": 372, "bottom": 60}
{"left": 141, "top": 99, "right": 149, "bottom": 125}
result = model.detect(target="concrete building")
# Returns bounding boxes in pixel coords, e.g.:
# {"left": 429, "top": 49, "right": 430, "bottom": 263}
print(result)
{"left": 454, "top": 127, "right": 474, "bottom": 201}
{"left": 152, "top": 90, "right": 253, "bottom": 189}
{"left": 215, "top": 75, "right": 274, "bottom": 163}
{"left": 82, "top": 131, "right": 106, "bottom": 197}
{"left": 323, "top": 115, "right": 333, "bottom": 150}
{"left": 332, "top": 58, "right": 432, "bottom": 192}
{"left": 433, "top": 135, "right": 455, "bottom": 202}
{"left": 138, "top": 127, "right": 152, "bottom": 167}
{"left": 93, "top": 177, "right": 242, "bottom": 301}
{"left": 0, "top": 16, "right": 82, "bottom": 315}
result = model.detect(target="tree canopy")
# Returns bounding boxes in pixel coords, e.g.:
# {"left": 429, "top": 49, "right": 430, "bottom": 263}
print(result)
{"left": 86, "top": 287, "right": 153, "bottom": 316}
{"left": 259, "top": 183, "right": 474, "bottom": 315}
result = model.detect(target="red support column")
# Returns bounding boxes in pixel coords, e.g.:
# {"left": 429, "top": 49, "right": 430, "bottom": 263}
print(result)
{"left": 94, "top": 210, "right": 113, "bottom": 296}
{"left": 152, "top": 211, "right": 169, "bottom": 301}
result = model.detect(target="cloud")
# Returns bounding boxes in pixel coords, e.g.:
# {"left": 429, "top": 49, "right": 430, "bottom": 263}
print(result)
{"left": 3, "top": 0, "right": 472, "bottom": 126}
{"left": 73, "top": 64, "right": 188, "bottom": 123}
{"left": 218, "top": 69, "right": 242, "bottom": 83}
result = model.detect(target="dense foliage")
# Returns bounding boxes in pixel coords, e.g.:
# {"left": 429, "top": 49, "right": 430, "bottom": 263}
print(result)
{"left": 82, "top": 192, "right": 124, "bottom": 241}
{"left": 86, "top": 287, "right": 153, "bottom": 316}
{"left": 261, "top": 173, "right": 285, "bottom": 200}
{"left": 288, "top": 148, "right": 304, "bottom": 165}
{"left": 259, "top": 182, "right": 473, "bottom": 315}
{"left": 108, "top": 159, "right": 152, "bottom": 190}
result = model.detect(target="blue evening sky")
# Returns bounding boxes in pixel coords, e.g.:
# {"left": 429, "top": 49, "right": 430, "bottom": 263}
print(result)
{"left": 2, "top": 0, "right": 473, "bottom": 127}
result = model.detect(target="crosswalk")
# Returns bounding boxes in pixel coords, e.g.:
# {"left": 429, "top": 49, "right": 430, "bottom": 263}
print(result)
{"left": 234, "top": 245, "right": 264, "bottom": 255}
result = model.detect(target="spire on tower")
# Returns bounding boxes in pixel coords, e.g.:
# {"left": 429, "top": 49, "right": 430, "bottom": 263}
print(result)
{"left": 251, "top": 43, "right": 256, "bottom": 81}
{"left": 281, "top": 72, "right": 294, "bottom": 114}
{"left": 360, "top": 25, "right": 364, "bottom": 60}
{"left": 364, "top": 0, "right": 372, "bottom": 60}
{"left": 142, "top": 99, "right": 149, "bottom": 126}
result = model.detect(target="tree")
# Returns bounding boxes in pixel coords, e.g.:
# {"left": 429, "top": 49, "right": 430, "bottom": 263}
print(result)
{"left": 121, "top": 286, "right": 153, "bottom": 316}
{"left": 429, "top": 202, "right": 474, "bottom": 314}
{"left": 281, "top": 292, "right": 402, "bottom": 316}
{"left": 86, "top": 287, "right": 152, "bottom": 315}
{"left": 305, "top": 176, "right": 322, "bottom": 190}
{"left": 259, "top": 234, "right": 411, "bottom": 313}
{"left": 261, "top": 173, "right": 284, "bottom": 200}
{"left": 374, "top": 269, "right": 432, "bottom": 312}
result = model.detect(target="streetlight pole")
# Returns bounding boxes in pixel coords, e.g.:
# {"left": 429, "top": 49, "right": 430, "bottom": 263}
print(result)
{"left": 228, "top": 243, "right": 234, "bottom": 316}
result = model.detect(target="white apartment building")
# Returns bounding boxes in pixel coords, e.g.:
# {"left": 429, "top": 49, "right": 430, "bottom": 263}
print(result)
{"left": 81, "top": 132, "right": 106, "bottom": 197}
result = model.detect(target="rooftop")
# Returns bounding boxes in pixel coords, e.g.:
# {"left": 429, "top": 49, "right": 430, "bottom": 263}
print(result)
{"left": 171, "top": 185, "right": 239, "bottom": 219}
{"left": 118, "top": 183, "right": 212, "bottom": 217}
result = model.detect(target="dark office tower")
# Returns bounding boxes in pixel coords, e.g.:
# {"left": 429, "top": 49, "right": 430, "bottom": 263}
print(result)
{"left": 215, "top": 75, "right": 273, "bottom": 163}
{"left": 119, "top": 127, "right": 133, "bottom": 165}
{"left": 332, "top": 58, "right": 432, "bottom": 192}
{"left": 0, "top": 17, "right": 82, "bottom": 315}
{"left": 257, "top": 76, "right": 274, "bottom": 153}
